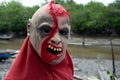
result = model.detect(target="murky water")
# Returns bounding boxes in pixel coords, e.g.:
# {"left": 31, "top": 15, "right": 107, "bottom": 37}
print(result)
{"left": 0, "top": 38, "right": 120, "bottom": 59}
{"left": 0, "top": 39, "right": 23, "bottom": 50}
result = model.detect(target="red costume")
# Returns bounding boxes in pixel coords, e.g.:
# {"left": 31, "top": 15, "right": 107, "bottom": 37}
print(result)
{"left": 5, "top": 37, "right": 73, "bottom": 80}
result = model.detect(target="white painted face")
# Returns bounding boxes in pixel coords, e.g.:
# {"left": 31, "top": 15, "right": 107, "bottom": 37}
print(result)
{"left": 27, "top": 4, "right": 70, "bottom": 64}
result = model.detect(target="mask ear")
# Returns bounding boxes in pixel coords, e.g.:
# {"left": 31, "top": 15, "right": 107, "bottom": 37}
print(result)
{"left": 27, "top": 19, "right": 32, "bottom": 36}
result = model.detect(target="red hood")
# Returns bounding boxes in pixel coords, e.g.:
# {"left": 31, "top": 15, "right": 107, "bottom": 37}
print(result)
{"left": 5, "top": 37, "right": 74, "bottom": 80}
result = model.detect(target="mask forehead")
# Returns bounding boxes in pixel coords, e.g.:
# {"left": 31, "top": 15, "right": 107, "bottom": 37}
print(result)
{"left": 46, "top": 0, "right": 69, "bottom": 39}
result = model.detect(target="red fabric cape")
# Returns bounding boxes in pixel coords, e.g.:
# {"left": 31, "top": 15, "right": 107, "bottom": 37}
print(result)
{"left": 5, "top": 37, "right": 74, "bottom": 80}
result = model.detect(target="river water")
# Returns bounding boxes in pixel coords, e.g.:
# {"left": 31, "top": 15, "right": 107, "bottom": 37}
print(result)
{"left": 0, "top": 38, "right": 120, "bottom": 59}
{"left": 0, "top": 39, "right": 120, "bottom": 60}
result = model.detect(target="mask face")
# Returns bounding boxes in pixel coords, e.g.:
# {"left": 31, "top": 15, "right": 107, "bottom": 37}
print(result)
{"left": 28, "top": 3, "right": 70, "bottom": 64}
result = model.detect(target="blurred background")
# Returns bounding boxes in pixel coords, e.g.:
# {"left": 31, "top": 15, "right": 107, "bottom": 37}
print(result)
{"left": 0, "top": 0, "right": 120, "bottom": 80}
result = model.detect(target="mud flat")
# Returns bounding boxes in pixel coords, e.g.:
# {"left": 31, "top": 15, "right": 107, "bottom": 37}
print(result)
{"left": 0, "top": 58, "right": 120, "bottom": 80}
{"left": 73, "top": 58, "right": 120, "bottom": 79}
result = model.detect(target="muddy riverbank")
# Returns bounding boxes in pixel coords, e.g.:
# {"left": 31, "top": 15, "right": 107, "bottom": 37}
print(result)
{"left": 0, "top": 57, "right": 120, "bottom": 80}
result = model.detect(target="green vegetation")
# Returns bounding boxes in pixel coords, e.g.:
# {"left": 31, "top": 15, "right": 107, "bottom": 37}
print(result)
{"left": 0, "top": 1, "right": 39, "bottom": 36}
{"left": 0, "top": 0, "right": 120, "bottom": 37}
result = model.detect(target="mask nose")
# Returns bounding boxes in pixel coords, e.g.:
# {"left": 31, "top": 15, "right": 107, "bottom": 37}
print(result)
{"left": 50, "top": 33, "right": 61, "bottom": 45}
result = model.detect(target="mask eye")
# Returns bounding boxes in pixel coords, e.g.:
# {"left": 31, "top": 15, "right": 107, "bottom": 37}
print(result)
{"left": 59, "top": 28, "right": 69, "bottom": 36}
{"left": 38, "top": 25, "right": 52, "bottom": 35}
{"left": 42, "top": 26, "right": 51, "bottom": 34}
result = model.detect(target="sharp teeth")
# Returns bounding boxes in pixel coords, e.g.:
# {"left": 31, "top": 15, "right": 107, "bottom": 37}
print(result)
{"left": 59, "top": 48, "right": 62, "bottom": 51}
{"left": 54, "top": 48, "right": 56, "bottom": 51}
{"left": 48, "top": 45, "right": 51, "bottom": 48}
{"left": 57, "top": 48, "right": 59, "bottom": 51}
{"left": 48, "top": 44, "right": 62, "bottom": 52}
{"left": 51, "top": 46, "right": 53, "bottom": 49}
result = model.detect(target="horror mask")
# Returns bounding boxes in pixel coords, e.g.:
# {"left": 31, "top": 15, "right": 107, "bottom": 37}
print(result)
{"left": 27, "top": 1, "right": 70, "bottom": 64}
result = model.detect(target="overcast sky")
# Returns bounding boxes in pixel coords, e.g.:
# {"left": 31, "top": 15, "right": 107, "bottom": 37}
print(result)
{"left": 0, "top": 0, "right": 115, "bottom": 7}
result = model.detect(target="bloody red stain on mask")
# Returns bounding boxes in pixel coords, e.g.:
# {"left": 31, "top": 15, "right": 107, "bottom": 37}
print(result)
{"left": 40, "top": 0, "right": 70, "bottom": 63}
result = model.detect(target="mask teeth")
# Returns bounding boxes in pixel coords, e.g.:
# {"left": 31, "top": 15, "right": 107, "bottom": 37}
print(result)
{"left": 54, "top": 48, "right": 56, "bottom": 51}
{"left": 58, "top": 48, "right": 62, "bottom": 51}
{"left": 48, "top": 44, "right": 62, "bottom": 52}
{"left": 51, "top": 46, "right": 53, "bottom": 49}
{"left": 57, "top": 48, "right": 59, "bottom": 51}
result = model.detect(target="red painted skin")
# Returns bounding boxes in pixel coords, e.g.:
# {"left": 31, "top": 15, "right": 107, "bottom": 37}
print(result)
{"left": 40, "top": 0, "right": 70, "bottom": 63}
{"left": 4, "top": 0, "right": 74, "bottom": 80}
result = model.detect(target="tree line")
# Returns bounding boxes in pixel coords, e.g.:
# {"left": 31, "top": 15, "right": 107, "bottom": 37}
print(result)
{"left": 0, "top": 0, "right": 120, "bottom": 37}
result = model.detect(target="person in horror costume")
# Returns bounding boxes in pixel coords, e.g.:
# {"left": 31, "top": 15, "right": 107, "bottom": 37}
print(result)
{"left": 5, "top": 0, "right": 74, "bottom": 80}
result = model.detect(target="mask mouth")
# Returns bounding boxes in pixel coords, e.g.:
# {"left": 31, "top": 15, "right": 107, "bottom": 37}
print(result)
{"left": 47, "top": 43, "right": 62, "bottom": 55}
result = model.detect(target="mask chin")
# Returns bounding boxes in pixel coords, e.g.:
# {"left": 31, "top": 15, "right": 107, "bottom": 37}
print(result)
{"left": 50, "top": 52, "right": 66, "bottom": 64}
